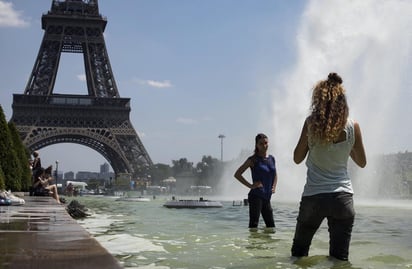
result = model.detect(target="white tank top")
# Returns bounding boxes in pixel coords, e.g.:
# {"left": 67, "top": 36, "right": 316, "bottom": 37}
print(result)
{"left": 303, "top": 119, "right": 355, "bottom": 196}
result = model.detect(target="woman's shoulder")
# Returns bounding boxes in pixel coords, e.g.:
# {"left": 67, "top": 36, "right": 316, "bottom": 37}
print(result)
{"left": 246, "top": 155, "right": 256, "bottom": 162}
{"left": 346, "top": 118, "right": 362, "bottom": 131}
{"left": 347, "top": 118, "right": 361, "bottom": 124}
{"left": 345, "top": 118, "right": 358, "bottom": 144}
{"left": 245, "top": 155, "right": 258, "bottom": 167}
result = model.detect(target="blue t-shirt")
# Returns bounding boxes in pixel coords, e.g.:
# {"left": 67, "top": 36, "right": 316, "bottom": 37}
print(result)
{"left": 249, "top": 155, "right": 276, "bottom": 200}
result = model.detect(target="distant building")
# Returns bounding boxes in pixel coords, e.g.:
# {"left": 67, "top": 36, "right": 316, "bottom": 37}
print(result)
{"left": 64, "top": 171, "right": 75, "bottom": 180}
{"left": 60, "top": 162, "right": 114, "bottom": 182}
{"left": 105, "top": 171, "right": 115, "bottom": 181}
{"left": 76, "top": 171, "right": 99, "bottom": 180}
{"left": 99, "top": 162, "right": 114, "bottom": 181}
{"left": 100, "top": 162, "right": 110, "bottom": 174}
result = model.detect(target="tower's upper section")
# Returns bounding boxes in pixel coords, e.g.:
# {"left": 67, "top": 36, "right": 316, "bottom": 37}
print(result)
{"left": 24, "top": 0, "right": 120, "bottom": 98}
{"left": 42, "top": 0, "right": 107, "bottom": 36}
{"left": 49, "top": 0, "right": 100, "bottom": 17}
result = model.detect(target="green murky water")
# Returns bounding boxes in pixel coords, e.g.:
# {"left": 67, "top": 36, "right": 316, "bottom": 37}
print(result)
{"left": 74, "top": 195, "right": 412, "bottom": 269}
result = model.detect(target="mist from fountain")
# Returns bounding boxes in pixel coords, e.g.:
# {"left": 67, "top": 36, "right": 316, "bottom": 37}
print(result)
{"left": 219, "top": 0, "right": 412, "bottom": 203}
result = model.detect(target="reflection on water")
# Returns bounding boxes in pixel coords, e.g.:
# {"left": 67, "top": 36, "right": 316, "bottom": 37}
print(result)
{"left": 75, "top": 196, "right": 412, "bottom": 269}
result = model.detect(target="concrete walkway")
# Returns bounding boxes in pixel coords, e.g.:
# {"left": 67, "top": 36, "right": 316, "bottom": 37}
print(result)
{"left": 0, "top": 196, "right": 123, "bottom": 269}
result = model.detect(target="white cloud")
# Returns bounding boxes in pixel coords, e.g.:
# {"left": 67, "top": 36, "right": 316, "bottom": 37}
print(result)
{"left": 146, "top": 80, "right": 172, "bottom": 88}
{"left": 176, "top": 117, "right": 198, "bottom": 125}
{"left": 0, "top": 1, "right": 29, "bottom": 28}
{"left": 133, "top": 77, "right": 173, "bottom": 89}
{"left": 77, "top": 74, "right": 86, "bottom": 81}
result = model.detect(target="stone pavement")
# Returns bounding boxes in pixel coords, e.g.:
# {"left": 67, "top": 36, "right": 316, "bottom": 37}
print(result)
{"left": 0, "top": 196, "right": 123, "bottom": 269}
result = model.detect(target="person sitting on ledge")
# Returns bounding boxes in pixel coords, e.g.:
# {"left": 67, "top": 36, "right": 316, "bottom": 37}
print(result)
{"left": 33, "top": 165, "right": 61, "bottom": 204}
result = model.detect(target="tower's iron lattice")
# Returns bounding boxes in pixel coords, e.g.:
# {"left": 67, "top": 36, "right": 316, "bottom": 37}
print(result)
{"left": 11, "top": 0, "right": 153, "bottom": 177}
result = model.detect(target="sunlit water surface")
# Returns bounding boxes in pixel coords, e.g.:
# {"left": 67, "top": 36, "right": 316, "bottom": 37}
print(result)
{"left": 74, "top": 195, "right": 412, "bottom": 269}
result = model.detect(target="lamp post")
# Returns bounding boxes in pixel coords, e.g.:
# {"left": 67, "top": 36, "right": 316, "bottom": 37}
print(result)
{"left": 218, "top": 134, "right": 225, "bottom": 161}
{"left": 55, "top": 160, "right": 59, "bottom": 194}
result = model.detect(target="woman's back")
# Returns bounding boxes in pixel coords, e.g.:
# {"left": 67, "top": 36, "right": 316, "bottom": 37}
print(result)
{"left": 303, "top": 119, "right": 355, "bottom": 196}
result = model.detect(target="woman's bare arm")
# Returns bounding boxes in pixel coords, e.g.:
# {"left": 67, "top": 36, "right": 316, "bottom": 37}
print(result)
{"left": 272, "top": 174, "right": 278, "bottom": 193}
{"left": 234, "top": 158, "right": 253, "bottom": 189}
{"left": 350, "top": 121, "right": 367, "bottom": 168}
{"left": 294, "top": 121, "right": 309, "bottom": 164}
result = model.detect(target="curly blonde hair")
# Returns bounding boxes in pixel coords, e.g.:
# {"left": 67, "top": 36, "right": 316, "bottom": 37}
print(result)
{"left": 307, "top": 73, "right": 349, "bottom": 144}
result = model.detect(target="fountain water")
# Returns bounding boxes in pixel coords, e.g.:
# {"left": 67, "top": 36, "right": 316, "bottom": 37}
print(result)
{"left": 268, "top": 0, "right": 412, "bottom": 201}
{"left": 218, "top": 0, "right": 411, "bottom": 202}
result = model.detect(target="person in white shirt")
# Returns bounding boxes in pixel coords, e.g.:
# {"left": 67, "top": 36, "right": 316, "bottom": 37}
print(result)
{"left": 291, "top": 72, "right": 366, "bottom": 261}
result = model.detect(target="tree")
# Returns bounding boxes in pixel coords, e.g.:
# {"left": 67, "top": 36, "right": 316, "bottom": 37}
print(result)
{"left": 0, "top": 164, "right": 5, "bottom": 190}
{"left": 149, "top": 163, "right": 172, "bottom": 185}
{"left": 172, "top": 158, "right": 194, "bottom": 176}
{"left": 8, "top": 122, "right": 31, "bottom": 190}
{"left": 195, "top": 155, "right": 224, "bottom": 187}
{"left": 0, "top": 105, "right": 22, "bottom": 190}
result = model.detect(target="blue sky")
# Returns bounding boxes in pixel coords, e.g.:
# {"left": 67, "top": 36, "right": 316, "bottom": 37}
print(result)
{"left": 1, "top": 0, "right": 411, "bottom": 182}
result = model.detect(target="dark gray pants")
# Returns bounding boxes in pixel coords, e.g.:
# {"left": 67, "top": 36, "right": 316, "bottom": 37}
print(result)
{"left": 291, "top": 192, "right": 355, "bottom": 261}
{"left": 248, "top": 194, "right": 275, "bottom": 228}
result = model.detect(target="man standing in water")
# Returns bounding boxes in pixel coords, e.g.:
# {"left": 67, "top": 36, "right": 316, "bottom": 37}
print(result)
{"left": 291, "top": 73, "right": 366, "bottom": 260}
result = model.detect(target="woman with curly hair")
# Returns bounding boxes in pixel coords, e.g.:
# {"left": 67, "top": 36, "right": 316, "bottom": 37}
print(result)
{"left": 291, "top": 73, "right": 366, "bottom": 261}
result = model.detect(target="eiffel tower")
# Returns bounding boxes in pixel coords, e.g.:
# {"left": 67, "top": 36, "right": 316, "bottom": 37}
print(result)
{"left": 11, "top": 0, "right": 153, "bottom": 177}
